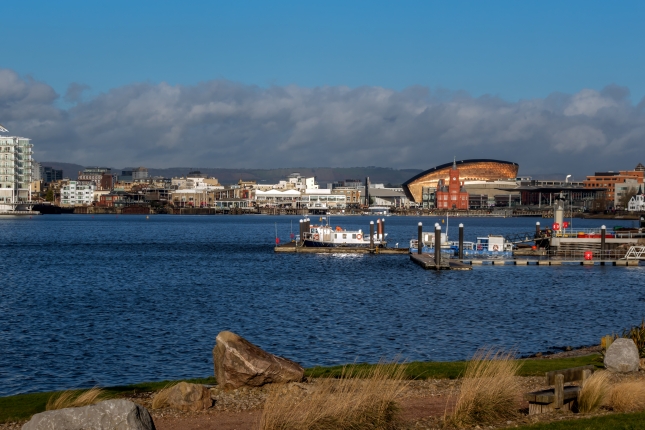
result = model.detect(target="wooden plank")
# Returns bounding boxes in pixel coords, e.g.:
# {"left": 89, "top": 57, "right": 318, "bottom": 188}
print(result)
{"left": 546, "top": 365, "right": 595, "bottom": 385}
{"left": 554, "top": 374, "right": 564, "bottom": 409}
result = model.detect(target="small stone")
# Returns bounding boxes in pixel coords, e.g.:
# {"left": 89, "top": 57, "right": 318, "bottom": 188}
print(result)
{"left": 164, "top": 382, "right": 213, "bottom": 412}
{"left": 604, "top": 338, "right": 640, "bottom": 373}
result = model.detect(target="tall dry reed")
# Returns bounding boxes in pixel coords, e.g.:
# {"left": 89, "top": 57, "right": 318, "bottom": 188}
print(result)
{"left": 151, "top": 382, "right": 178, "bottom": 409}
{"left": 260, "top": 362, "right": 408, "bottom": 430}
{"left": 609, "top": 381, "right": 645, "bottom": 412}
{"left": 448, "top": 349, "right": 521, "bottom": 427}
{"left": 46, "top": 387, "right": 105, "bottom": 410}
{"left": 577, "top": 371, "right": 610, "bottom": 414}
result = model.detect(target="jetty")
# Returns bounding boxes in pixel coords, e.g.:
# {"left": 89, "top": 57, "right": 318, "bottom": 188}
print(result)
{"left": 274, "top": 242, "right": 408, "bottom": 254}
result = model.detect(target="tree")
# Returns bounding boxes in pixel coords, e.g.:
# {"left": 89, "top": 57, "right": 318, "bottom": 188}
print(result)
{"left": 45, "top": 188, "right": 54, "bottom": 202}
{"left": 619, "top": 187, "right": 638, "bottom": 210}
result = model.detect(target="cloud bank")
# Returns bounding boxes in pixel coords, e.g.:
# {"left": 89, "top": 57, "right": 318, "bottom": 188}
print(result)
{"left": 1, "top": 68, "right": 644, "bottom": 176}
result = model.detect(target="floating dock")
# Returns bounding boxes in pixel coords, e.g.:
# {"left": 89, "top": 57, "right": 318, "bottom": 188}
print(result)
{"left": 410, "top": 254, "right": 472, "bottom": 270}
{"left": 274, "top": 242, "right": 408, "bottom": 254}
{"left": 464, "top": 259, "right": 640, "bottom": 266}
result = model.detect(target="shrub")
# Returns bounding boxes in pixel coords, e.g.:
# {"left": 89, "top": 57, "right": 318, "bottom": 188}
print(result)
{"left": 622, "top": 319, "right": 645, "bottom": 358}
{"left": 448, "top": 349, "right": 521, "bottom": 427}
{"left": 259, "top": 362, "right": 408, "bottom": 430}
{"left": 46, "top": 388, "right": 105, "bottom": 410}
{"left": 577, "top": 371, "right": 610, "bottom": 414}
{"left": 609, "top": 381, "right": 645, "bottom": 412}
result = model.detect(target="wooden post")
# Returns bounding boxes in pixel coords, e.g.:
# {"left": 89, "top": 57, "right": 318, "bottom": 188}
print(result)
{"left": 554, "top": 374, "right": 564, "bottom": 409}
{"left": 600, "top": 225, "right": 606, "bottom": 260}
{"left": 435, "top": 225, "right": 441, "bottom": 267}
{"left": 417, "top": 222, "right": 423, "bottom": 255}
{"left": 376, "top": 219, "right": 381, "bottom": 241}
{"left": 459, "top": 223, "right": 464, "bottom": 260}
{"left": 535, "top": 221, "right": 541, "bottom": 237}
{"left": 581, "top": 369, "right": 592, "bottom": 388}
{"left": 370, "top": 221, "right": 375, "bottom": 249}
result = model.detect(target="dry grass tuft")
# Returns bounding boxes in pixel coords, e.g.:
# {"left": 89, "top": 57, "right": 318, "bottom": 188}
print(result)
{"left": 260, "top": 362, "right": 408, "bottom": 430}
{"left": 46, "top": 387, "right": 105, "bottom": 410}
{"left": 609, "top": 381, "right": 645, "bottom": 412}
{"left": 577, "top": 371, "right": 610, "bottom": 414}
{"left": 448, "top": 349, "right": 521, "bottom": 427}
{"left": 151, "top": 383, "right": 178, "bottom": 410}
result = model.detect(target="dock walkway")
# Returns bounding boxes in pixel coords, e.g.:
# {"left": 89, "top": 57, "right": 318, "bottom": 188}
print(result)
{"left": 410, "top": 254, "right": 472, "bottom": 270}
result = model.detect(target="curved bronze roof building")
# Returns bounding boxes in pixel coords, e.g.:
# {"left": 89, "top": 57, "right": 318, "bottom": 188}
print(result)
{"left": 402, "top": 159, "right": 519, "bottom": 202}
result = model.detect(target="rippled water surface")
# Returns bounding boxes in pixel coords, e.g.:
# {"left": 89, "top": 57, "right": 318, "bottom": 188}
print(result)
{"left": 1, "top": 214, "right": 644, "bottom": 396}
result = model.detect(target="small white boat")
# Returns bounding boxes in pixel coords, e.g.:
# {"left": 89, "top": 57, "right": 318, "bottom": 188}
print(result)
{"left": 301, "top": 217, "right": 387, "bottom": 248}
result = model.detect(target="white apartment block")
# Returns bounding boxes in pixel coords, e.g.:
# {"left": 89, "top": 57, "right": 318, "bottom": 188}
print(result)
{"left": 61, "top": 181, "right": 95, "bottom": 206}
{"left": 0, "top": 136, "right": 33, "bottom": 209}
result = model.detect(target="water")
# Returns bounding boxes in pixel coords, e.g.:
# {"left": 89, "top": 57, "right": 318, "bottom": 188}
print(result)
{"left": 0, "top": 214, "right": 643, "bottom": 396}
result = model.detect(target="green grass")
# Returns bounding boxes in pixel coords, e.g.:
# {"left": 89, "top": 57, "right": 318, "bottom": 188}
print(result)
{"left": 513, "top": 411, "right": 645, "bottom": 429}
{"left": 0, "top": 355, "right": 602, "bottom": 424}
{"left": 0, "top": 377, "right": 216, "bottom": 424}
{"left": 305, "top": 354, "right": 603, "bottom": 380}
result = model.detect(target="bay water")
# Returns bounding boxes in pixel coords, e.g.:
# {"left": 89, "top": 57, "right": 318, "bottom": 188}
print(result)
{"left": 0, "top": 214, "right": 643, "bottom": 396}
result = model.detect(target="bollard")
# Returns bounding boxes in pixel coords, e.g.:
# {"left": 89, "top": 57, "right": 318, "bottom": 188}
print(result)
{"left": 600, "top": 225, "right": 606, "bottom": 260}
{"left": 370, "top": 221, "right": 375, "bottom": 249}
{"left": 435, "top": 225, "right": 441, "bottom": 267}
{"left": 299, "top": 219, "right": 303, "bottom": 245}
{"left": 417, "top": 222, "right": 423, "bottom": 255}
{"left": 459, "top": 223, "right": 464, "bottom": 260}
{"left": 381, "top": 218, "right": 385, "bottom": 243}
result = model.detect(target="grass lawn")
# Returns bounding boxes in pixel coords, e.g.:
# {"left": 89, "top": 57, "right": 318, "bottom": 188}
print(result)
{"left": 514, "top": 411, "right": 645, "bottom": 429}
{"left": 0, "top": 355, "right": 602, "bottom": 424}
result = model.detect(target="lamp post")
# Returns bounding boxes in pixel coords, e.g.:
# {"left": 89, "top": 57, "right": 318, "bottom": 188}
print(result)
{"left": 566, "top": 175, "right": 573, "bottom": 230}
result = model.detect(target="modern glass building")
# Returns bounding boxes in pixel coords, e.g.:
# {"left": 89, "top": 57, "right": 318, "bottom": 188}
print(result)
{"left": 0, "top": 136, "right": 33, "bottom": 209}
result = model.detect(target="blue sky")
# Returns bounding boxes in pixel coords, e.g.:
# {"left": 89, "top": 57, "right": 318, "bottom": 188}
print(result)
{"left": 4, "top": 0, "right": 644, "bottom": 102}
{"left": 2, "top": 0, "right": 645, "bottom": 173}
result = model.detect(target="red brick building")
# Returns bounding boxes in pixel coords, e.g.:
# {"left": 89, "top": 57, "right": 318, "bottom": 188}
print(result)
{"left": 436, "top": 159, "right": 469, "bottom": 209}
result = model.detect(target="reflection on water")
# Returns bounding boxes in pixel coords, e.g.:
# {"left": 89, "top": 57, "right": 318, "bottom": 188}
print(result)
{"left": 0, "top": 215, "right": 642, "bottom": 396}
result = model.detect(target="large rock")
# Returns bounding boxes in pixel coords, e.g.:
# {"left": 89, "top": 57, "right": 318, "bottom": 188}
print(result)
{"left": 22, "top": 399, "right": 155, "bottom": 430}
{"left": 213, "top": 331, "right": 304, "bottom": 389}
{"left": 604, "top": 338, "right": 640, "bottom": 373}
{"left": 163, "top": 382, "right": 212, "bottom": 411}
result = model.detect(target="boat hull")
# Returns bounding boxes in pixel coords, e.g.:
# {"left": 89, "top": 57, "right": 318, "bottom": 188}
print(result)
{"left": 303, "top": 240, "right": 383, "bottom": 248}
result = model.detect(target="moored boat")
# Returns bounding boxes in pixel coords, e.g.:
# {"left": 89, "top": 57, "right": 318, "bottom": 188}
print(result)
{"left": 300, "top": 217, "right": 387, "bottom": 248}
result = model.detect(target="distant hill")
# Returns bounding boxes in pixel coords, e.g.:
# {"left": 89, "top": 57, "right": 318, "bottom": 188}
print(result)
{"left": 143, "top": 167, "right": 422, "bottom": 186}
{"left": 40, "top": 164, "right": 423, "bottom": 186}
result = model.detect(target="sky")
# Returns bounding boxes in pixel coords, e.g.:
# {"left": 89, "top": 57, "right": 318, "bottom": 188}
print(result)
{"left": 1, "top": 0, "right": 645, "bottom": 176}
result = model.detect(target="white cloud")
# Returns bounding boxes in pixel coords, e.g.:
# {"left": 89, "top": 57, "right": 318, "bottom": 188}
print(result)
{"left": 1, "top": 68, "right": 644, "bottom": 175}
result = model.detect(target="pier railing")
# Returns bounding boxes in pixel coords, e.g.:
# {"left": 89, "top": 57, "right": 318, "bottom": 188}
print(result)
{"left": 547, "top": 248, "right": 628, "bottom": 261}
{"left": 551, "top": 228, "right": 644, "bottom": 239}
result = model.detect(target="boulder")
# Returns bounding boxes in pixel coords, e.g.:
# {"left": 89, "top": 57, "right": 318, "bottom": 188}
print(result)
{"left": 604, "top": 338, "right": 640, "bottom": 373}
{"left": 22, "top": 399, "right": 155, "bottom": 430}
{"left": 164, "top": 382, "right": 213, "bottom": 411}
{"left": 213, "top": 331, "right": 304, "bottom": 389}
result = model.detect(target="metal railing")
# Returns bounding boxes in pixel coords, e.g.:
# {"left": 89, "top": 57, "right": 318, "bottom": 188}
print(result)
{"left": 547, "top": 249, "right": 628, "bottom": 261}
{"left": 623, "top": 246, "right": 645, "bottom": 260}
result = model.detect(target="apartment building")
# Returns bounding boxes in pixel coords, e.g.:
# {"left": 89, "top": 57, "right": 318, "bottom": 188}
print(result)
{"left": 0, "top": 136, "right": 33, "bottom": 207}
{"left": 60, "top": 181, "right": 95, "bottom": 206}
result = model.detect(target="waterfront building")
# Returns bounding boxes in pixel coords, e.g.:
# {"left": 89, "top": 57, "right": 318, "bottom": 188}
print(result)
{"left": 60, "top": 181, "right": 95, "bottom": 206}
{"left": 435, "top": 160, "right": 469, "bottom": 209}
{"left": 583, "top": 165, "right": 645, "bottom": 206}
{"left": 402, "top": 159, "right": 518, "bottom": 204}
{"left": 0, "top": 136, "right": 33, "bottom": 209}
